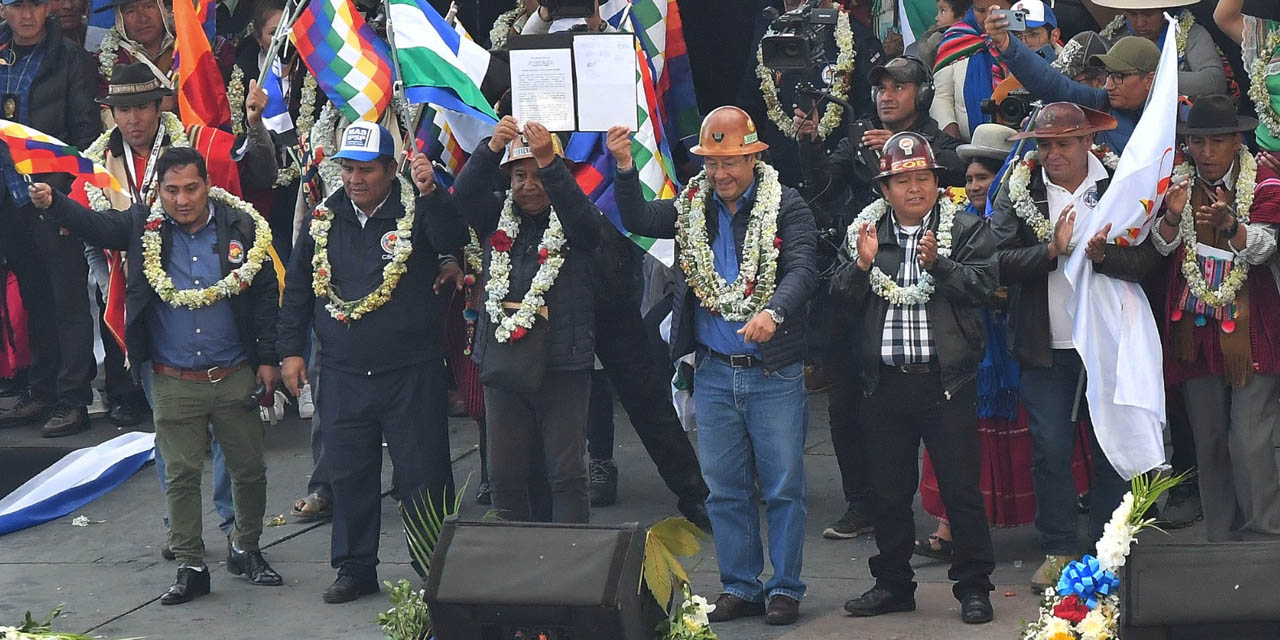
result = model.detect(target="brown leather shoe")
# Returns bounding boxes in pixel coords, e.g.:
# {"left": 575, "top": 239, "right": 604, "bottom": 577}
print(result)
{"left": 706, "top": 593, "right": 765, "bottom": 622}
{"left": 766, "top": 595, "right": 800, "bottom": 625}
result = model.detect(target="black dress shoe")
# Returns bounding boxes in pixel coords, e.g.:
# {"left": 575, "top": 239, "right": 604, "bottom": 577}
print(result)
{"left": 108, "top": 402, "right": 143, "bottom": 427}
{"left": 766, "top": 595, "right": 800, "bottom": 625}
{"left": 40, "top": 406, "right": 88, "bottom": 438}
{"left": 843, "top": 586, "right": 916, "bottom": 617}
{"left": 0, "top": 395, "right": 51, "bottom": 428}
{"left": 706, "top": 593, "right": 765, "bottom": 622}
{"left": 960, "top": 592, "right": 994, "bottom": 624}
{"left": 227, "top": 539, "right": 283, "bottom": 586}
{"left": 160, "top": 566, "right": 211, "bottom": 605}
{"left": 323, "top": 573, "right": 379, "bottom": 604}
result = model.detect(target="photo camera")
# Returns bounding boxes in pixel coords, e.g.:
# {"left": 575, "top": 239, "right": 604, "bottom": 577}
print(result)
{"left": 760, "top": 0, "right": 839, "bottom": 72}
{"left": 980, "top": 88, "right": 1033, "bottom": 127}
{"left": 536, "top": 0, "right": 598, "bottom": 20}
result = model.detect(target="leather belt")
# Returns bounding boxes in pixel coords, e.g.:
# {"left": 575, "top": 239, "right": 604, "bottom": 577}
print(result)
{"left": 706, "top": 349, "right": 762, "bottom": 369}
{"left": 152, "top": 362, "right": 245, "bottom": 383}
{"left": 883, "top": 362, "right": 939, "bottom": 374}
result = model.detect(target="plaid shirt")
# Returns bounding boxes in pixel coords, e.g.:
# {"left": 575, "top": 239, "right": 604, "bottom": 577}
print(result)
{"left": 880, "top": 212, "right": 936, "bottom": 365}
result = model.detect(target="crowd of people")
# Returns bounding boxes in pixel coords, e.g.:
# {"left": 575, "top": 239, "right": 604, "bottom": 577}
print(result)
{"left": 0, "top": 0, "right": 1278, "bottom": 630}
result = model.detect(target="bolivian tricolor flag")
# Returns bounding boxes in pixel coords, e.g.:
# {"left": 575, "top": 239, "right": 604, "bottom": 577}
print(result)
{"left": 173, "top": 0, "right": 231, "bottom": 130}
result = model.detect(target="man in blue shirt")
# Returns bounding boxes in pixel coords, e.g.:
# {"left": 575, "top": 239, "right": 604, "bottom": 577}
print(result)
{"left": 612, "top": 107, "right": 818, "bottom": 626}
{"left": 29, "top": 147, "right": 284, "bottom": 605}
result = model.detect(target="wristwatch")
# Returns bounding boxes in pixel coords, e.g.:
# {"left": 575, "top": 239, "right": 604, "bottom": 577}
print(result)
{"left": 765, "top": 308, "right": 785, "bottom": 325}
{"left": 1219, "top": 217, "right": 1240, "bottom": 239}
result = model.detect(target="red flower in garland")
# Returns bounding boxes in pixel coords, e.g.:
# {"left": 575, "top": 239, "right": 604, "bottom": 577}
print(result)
{"left": 317, "top": 268, "right": 328, "bottom": 277}
{"left": 312, "top": 208, "right": 324, "bottom": 219}
{"left": 511, "top": 326, "right": 528, "bottom": 341}
{"left": 744, "top": 280, "right": 756, "bottom": 297}
{"left": 538, "top": 248, "right": 549, "bottom": 264}
{"left": 145, "top": 218, "right": 163, "bottom": 231}
{"left": 687, "top": 186, "right": 699, "bottom": 201}
{"left": 491, "top": 230, "right": 513, "bottom": 252}
{"left": 773, "top": 236, "right": 782, "bottom": 249}
{"left": 463, "top": 274, "right": 476, "bottom": 286}
{"left": 1052, "top": 596, "right": 1090, "bottom": 624}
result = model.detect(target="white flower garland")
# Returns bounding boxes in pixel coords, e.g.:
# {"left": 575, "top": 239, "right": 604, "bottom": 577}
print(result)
{"left": 489, "top": 0, "right": 524, "bottom": 50}
{"left": 308, "top": 103, "right": 344, "bottom": 198}
{"left": 1248, "top": 29, "right": 1280, "bottom": 139}
{"left": 1172, "top": 149, "right": 1256, "bottom": 308}
{"left": 756, "top": 9, "right": 854, "bottom": 141}
{"left": 484, "top": 195, "right": 567, "bottom": 343}
{"left": 845, "top": 191, "right": 960, "bottom": 305}
{"left": 141, "top": 187, "right": 272, "bottom": 309}
{"left": 310, "top": 177, "right": 416, "bottom": 323}
{"left": 1007, "top": 146, "right": 1120, "bottom": 242}
{"left": 229, "top": 65, "right": 247, "bottom": 135}
{"left": 675, "top": 162, "right": 783, "bottom": 321}
{"left": 84, "top": 111, "right": 189, "bottom": 210}
{"left": 98, "top": 27, "right": 123, "bottom": 81}
{"left": 1100, "top": 10, "right": 1192, "bottom": 57}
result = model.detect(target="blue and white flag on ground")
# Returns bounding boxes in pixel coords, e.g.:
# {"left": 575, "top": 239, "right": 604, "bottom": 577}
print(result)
{"left": 1062, "top": 14, "right": 1179, "bottom": 479}
{"left": 0, "top": 432, "right": 155, "bottom": 536}
{"left": 388, "top": 0, "right": 498, "bottom": 123}
{"left": 262, "top": 59, "right": 295, "bottom": 135}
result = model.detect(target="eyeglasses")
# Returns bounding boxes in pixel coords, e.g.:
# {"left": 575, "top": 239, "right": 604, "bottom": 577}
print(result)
{"left": 1106, "top": 70, "right": 1143, "bottom": 85}
{"left": 703, "top": 157, "right": 748, "bottom": 173}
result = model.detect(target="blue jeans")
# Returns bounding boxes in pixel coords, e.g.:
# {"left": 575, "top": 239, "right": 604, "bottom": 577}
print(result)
{"left": 142, "top": 364, "right": 235, "bottom": 535}
{"left": 1021, "top": 349, "right": 1126, "bottom": 555}
{"left": 693, "top": 354, "right": 808, "bottom": 603}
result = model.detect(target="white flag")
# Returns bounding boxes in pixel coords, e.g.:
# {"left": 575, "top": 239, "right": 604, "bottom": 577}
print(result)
{"left": 1062, "top": 14, "right": 1180, "bottom": 478}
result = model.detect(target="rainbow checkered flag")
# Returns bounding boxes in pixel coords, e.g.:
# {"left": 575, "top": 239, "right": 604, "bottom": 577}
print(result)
{"left": 0, "top": 120, "right": 124, "bottom": 195}
{"left": 291, "top": 0, "right": 396, "bottom": 122}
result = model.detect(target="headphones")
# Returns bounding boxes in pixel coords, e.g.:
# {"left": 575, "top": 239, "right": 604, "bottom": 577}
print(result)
{"left": 870, "top": 55, "right": 935, "bottom": 116}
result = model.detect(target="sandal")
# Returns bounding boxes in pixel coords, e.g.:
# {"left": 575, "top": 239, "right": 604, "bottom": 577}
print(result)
{"left": 913, "top": 534, "right": 954, "bottom": 561}
{"left": 291, "top": 493, "right": 332, "bottom": 522}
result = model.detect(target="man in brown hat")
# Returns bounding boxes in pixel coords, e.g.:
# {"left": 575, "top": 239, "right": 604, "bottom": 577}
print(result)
{"left": 612, "top": 106, "right": 818, "bottom": 626}
{"left": 986, "top": 5, "right": 1162, "bottom": 152}
{"left": 990, "top": 102, "right": 1164, "bottom": 591}
{"left": 1152, "top": 94, "right": 1280, "bottom": 542}
{"left": 1091, "top": 0, "right": 1229, "bottom": 97}
{"left": 833, "top": 131, "right": 997, "bottom": 625}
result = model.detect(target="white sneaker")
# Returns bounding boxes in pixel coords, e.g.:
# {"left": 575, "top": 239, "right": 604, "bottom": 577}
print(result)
{"left": 87, "top": 389, "right": 109, "bottom": 418}
{"left": 297, "top": 383, "right": 315, "bottom": 419}
{"left": 260, "top": 390, "right": 287, "bottom": 425}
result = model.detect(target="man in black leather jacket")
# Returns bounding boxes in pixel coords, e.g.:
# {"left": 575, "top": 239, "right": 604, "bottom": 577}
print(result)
{"left": 831, "top": 132, "right": 997, "bottom": 626}
{"left": 989, "top": 103, "right": 1163, "bottom": 592}
{"left": 0, "top": 10, "right": 100, "bottom": 437}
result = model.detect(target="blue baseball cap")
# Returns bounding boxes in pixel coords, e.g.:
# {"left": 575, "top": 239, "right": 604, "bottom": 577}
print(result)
{"left": 1012, "top": 0, "right": 1058, "bottom": 29}
{"left": 333, "top": 121, "right": 395, "bottom": 162}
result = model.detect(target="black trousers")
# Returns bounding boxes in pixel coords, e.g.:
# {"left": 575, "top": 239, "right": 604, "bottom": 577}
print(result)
{"left": 592, "top": 301, "right": 709, "bottom": 506}
{"left": 587, "top": 369, "right": 614, "bottom": 460}
{"left": 94, "top": 287, "right": 143, "bottom": 406}
{"left": 0, "top": 209, "right": 94, "bottom": 407}
{"left": 862, "top": 368, "right": 995, "bottom": 599}
{"left": 825, "top": 309, "right": 870, "bottom": 507}
{"left": 486, "top": 369, "right": 592, "bottom": 523}
{"left": 320, "top": 362, "right": 454, "bottom": 581}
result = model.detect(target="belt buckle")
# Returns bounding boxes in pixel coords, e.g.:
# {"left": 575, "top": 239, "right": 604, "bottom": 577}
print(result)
{"left": 206, "top": 366, "right": 222, "bottom": 383}
{"left": 729, "top": 354, "right": 753, "bottom": 368}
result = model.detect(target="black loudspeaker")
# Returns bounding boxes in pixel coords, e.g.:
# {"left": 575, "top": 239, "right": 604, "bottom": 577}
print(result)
{"left": 1122, "top": 536, "right": 1280, "bottom": 640}
{"left": 424, "top": 518, "right": 663, "bottom": 640}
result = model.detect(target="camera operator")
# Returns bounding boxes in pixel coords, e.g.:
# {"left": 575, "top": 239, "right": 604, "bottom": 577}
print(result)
{"left": 797, "top": 56, "right": 964, "bottom": 208}
{"left": 985, "top": 9, "right": 1160, "bottom": 152}
{"left": 738, "top": 0, "right": 884, "bottom": 189}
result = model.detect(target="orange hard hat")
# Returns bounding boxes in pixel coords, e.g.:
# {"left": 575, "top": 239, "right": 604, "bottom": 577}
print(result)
{"left": 689, "top": 106, "right": 769, "bottom": 157}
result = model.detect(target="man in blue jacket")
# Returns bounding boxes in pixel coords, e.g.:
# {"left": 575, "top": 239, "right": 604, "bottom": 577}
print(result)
{"left": 985, "top": 8, "right": 1160, "bottom": 152}
{"left": 611, "top": 107, "right": 818, "bottom": 626}
{"left": 277, "top": 122, "right": 469, "bottom": 604}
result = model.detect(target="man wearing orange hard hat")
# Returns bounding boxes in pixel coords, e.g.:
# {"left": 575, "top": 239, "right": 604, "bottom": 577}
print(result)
{"left": 610, "top": 106, "right": 818, "bottom": 627}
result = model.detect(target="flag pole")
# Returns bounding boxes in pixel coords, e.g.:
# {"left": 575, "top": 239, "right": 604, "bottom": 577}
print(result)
{"left": 256, "top": 0, "right": 309, "bottom": 90}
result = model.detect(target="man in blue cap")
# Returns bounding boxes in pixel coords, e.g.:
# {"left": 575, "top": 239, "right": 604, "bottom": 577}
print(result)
{"left": 278, "top": 121, "right": 469, "bottom": 604}
{"left": 1011, "top": 0, "right": 1062, "bottom": 61}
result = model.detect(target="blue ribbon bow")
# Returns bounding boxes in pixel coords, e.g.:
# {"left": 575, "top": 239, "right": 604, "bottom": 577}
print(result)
{"left": 1056, "top": 554, "right": 1120, "bottom": 609}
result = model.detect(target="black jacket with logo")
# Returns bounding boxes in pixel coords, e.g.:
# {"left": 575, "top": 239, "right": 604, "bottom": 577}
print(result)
{"left": 278, "top": 185, "right": 469, "bottom": 374}
{"left": 42, "top": 191, "right": 278, "bottom": 382}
